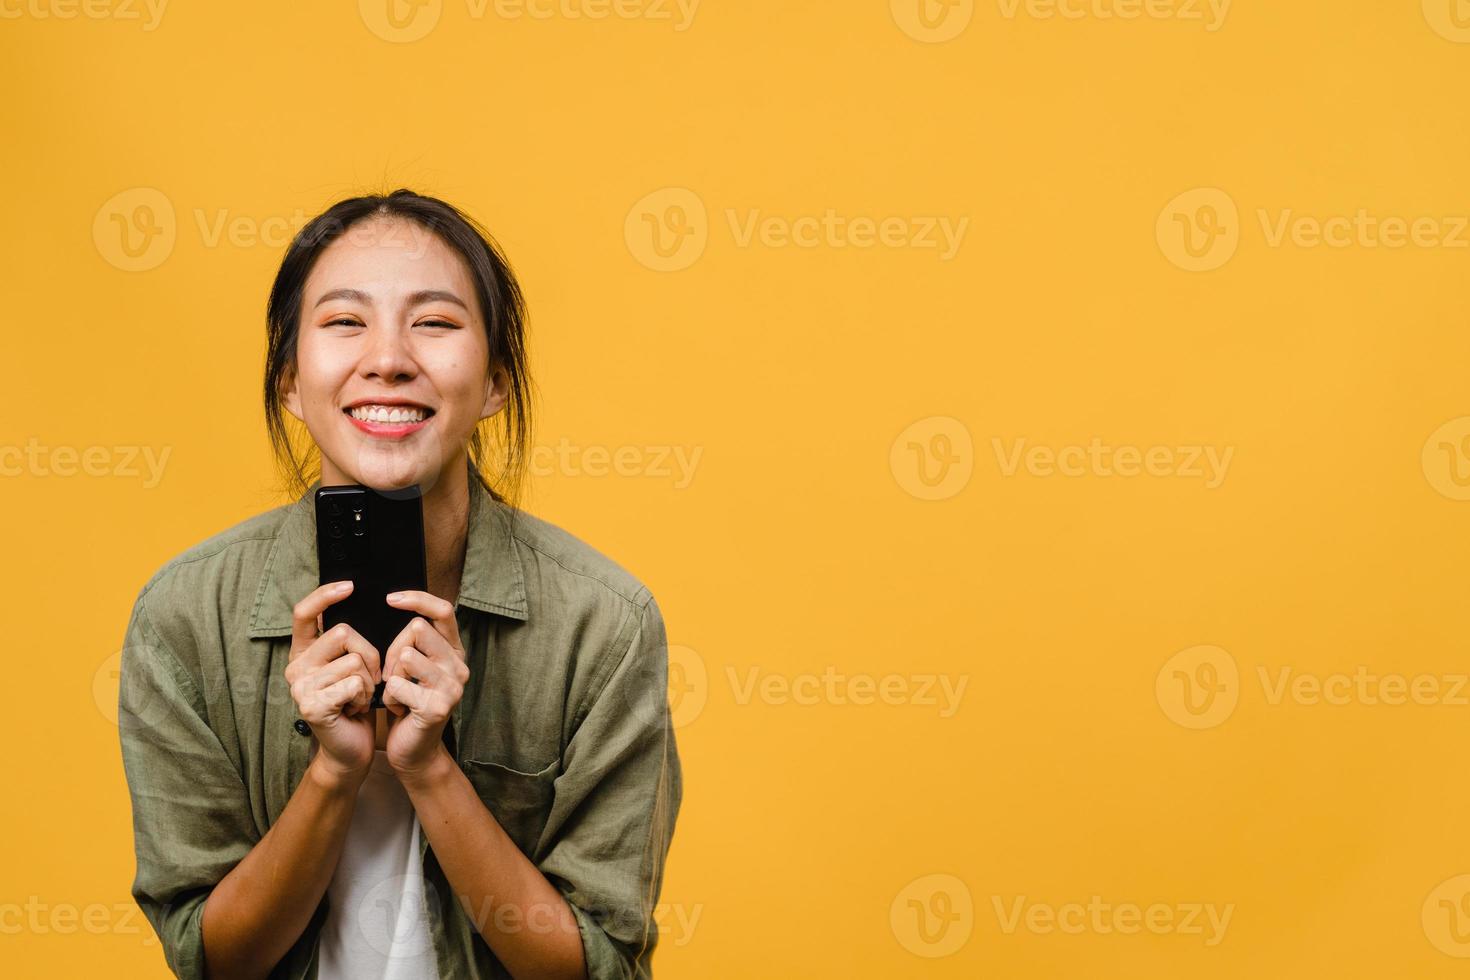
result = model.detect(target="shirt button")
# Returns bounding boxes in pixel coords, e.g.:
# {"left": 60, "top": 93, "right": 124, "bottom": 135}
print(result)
{"left": 294, "top": 719, "right": 311, "bottom": 736}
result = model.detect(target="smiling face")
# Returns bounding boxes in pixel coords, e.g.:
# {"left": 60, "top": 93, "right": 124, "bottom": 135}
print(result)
{"left": 281, "top": 215, "right": 509, "bottom": 493}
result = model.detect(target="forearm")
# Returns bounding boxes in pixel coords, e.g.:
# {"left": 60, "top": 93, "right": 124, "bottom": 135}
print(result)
{"left": 399, "top": 747, "right": 586, "bottom": 980}
{"left": 200, "top": 754, "right": 363, "bottom": 980}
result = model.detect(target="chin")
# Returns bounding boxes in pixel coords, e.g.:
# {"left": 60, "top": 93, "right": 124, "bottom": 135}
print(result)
{"left": 348, "top": 449, "right": 458, "bottom": 495}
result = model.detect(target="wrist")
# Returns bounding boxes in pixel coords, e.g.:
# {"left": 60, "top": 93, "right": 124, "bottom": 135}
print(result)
{"left": 393, "top": 744, "right": 455, "bottom": 792}
{"left": 307, "top": 753, "right": 368, "bottom": 796}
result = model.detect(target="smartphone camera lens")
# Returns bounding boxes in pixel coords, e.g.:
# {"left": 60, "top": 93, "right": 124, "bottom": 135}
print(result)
{"left": 328, "top": 542, "right": 346, "bottom": 562}
{"left": 326, "top": 499, "right": 344, "bottom": 517}
{"left": 327, "top": 520, "right": 344, "bottom": 539}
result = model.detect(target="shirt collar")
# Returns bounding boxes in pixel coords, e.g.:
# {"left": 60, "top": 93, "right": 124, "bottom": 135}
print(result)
{"left": 247, "top": 469, "right": 529, "bottom": 639}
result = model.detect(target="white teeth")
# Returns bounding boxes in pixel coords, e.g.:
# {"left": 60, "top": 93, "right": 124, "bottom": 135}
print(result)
{"left": 349, "top": 405, "right": 428, "bottom": 424}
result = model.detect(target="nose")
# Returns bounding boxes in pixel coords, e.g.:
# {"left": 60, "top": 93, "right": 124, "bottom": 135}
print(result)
{"left": 359, "top": 323, "right": 418, "bottom": 382}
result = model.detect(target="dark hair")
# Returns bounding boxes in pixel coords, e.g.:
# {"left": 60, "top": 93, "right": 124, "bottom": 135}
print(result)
{"left": 263, "top": 189, "right": 533, "bottom": 505}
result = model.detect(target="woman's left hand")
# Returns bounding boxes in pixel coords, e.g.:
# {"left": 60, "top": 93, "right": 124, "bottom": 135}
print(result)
{"left": 381, "top": 590, "right": 470, "bottom": 778}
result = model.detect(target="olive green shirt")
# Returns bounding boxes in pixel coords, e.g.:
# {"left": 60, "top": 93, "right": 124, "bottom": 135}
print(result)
{"left": 117, "top": 473, "right": 681, "bottom": 979}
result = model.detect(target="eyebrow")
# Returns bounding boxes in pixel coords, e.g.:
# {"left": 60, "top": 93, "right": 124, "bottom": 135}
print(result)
{"left": 313, "top": 288, "right": 469, "bottom": 310}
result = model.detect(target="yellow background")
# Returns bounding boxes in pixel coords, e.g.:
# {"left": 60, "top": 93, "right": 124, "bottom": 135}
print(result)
{"left": 5, "top": 0, "right": 1470, "bottom": 975}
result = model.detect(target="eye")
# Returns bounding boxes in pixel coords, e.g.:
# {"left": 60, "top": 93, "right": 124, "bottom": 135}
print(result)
{"left": 415, "top": 319, "right": 459, "bottom": 329}
{"left": 325, "top": 317, "right": 362, "bottom": 327}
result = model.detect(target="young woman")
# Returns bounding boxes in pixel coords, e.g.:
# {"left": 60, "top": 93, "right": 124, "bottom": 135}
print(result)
{"left": 117, "top": 190, "right": 682, "bottom": 980}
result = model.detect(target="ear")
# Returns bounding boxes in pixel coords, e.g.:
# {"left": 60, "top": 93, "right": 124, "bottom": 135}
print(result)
{"left": 480, "top": 363, "right": 510, "bottom": 420}
{"left": 280, "top": 363, "right": 304, "bottom": 422}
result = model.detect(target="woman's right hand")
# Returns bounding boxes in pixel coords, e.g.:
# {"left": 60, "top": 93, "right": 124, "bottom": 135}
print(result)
{"left": 284, "top": 581, "right": 381, "bottom": 783}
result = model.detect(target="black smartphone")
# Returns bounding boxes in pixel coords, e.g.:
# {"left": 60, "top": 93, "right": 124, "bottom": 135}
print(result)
{"left": 315, "top": 483, "right": 428, "bottom": 709}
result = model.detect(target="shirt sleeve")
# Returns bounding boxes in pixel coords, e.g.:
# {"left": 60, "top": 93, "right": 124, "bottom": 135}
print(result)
{"left": 536, "top": 594, "right": 684, "bottom": 979}
{"left": 117, "top": 585, "right": 259, "bottom": 980}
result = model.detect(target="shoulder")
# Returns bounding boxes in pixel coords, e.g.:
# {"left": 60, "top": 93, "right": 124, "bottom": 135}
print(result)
{"left": 504, "top": 507, "right": 655, "bottom": 614}
{"left": 129, "top": 501, "right": 295, "bottom": 658}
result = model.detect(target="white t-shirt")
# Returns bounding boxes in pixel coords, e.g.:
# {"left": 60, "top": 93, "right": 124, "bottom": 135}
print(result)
{"left": 317, "top": 749, "right": 441, "bottom": 980}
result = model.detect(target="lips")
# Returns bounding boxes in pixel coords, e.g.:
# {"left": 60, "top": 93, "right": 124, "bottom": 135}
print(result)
{"left": 342, "top": 402, "right": 435, "bottom": 438}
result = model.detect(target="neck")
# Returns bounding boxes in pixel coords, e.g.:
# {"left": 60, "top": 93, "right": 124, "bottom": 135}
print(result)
{"left": 419, "top": 456, "right": 471, "bottom": 605}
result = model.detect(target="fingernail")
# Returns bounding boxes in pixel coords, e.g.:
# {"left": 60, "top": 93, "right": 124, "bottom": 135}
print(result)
{"left": 386, "top": 592, "right": 402, "bottom": 601}
{"left": 334, "top": 581, "right": 353, "bottom": 592}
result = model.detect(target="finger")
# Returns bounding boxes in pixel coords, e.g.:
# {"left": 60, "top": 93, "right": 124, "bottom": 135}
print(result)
{"left": 383, "top": 672, "right": 451, "bottom": 723}
{"left": 292, "top": 653, "right": 373, "bottom": 722}
{"left": 410, "top": 615, "right": 470, "bottom": 688}
{"left": 382, "top": 673, "right": 430, "bottom": 716}
{"left": 391, "top": 646, "right": 453, "bottom": 690}
{"left": 288, "top": 623, "right": 381, "bottom": 686}
{"left": 290, "top": 581, "right": 354, "bottom": 654}
{"left": 385, "top": 590, "right": 461, "bottom": 649}
{"left": 304, "top": 649, "right": 374, "bottom": 699}
{"left": 303, "top": 674, "right": 369, "bottom": 725}
{"left": 381, "top": 615, "right": 416, "bottom": 688}
{"left": 382, "top": 616, "right": 456, "bottom": 687}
